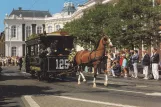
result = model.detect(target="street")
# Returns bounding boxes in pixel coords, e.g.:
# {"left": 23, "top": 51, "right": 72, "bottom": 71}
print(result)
{"left": 0, "top": 66, "right": 161, "bottom": 107}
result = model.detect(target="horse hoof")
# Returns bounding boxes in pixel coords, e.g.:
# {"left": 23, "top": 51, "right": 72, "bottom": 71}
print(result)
{"left": 93, "top": 84, "right": 96, "bottom": 88}
{"left": 83, "top": 79, "right": 86, "bottom": 82}
{"left": 78, "top": 81, "right": 81, "bottom": 85}
{"left": 104, "top": 82, "right": 108, "bottom": 86}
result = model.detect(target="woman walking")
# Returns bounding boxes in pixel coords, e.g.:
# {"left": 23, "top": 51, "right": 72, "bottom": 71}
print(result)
{"left": 122, "top": 54, "right": 128, "bottom": 78}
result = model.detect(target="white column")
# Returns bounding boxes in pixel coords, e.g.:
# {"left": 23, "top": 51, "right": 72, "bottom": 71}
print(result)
{"left": 5, "top": 44, "right": 8, "bottom": 56}
{"left": 10, "top": 38, "right": 12, "bottom": 56}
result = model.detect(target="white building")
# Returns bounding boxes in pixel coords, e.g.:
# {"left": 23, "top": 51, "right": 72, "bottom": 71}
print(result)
{"left": 4, "top": 7, "right": 52, "bottom": 57}
{"left": 4, "top": 0, "right": 112, "bottom": 56}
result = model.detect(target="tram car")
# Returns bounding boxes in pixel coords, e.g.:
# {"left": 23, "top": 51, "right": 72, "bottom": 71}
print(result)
{"left": 25, "top": 32, "right": 74, "bottom": 81}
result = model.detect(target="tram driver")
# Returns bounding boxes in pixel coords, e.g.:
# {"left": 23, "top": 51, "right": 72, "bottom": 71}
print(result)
{"left": 39, "top": 43, "right": 48, "bottom": 72}
{"left": 47, "top": 40, "right": 58, "bottom": 56}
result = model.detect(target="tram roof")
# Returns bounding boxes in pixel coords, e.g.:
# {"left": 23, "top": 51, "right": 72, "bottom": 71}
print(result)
{"left": 25, "top": 34, "right": 73, "bottom": 46}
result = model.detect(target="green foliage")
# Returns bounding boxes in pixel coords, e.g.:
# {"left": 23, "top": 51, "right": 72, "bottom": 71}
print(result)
{"left": 63, "top": 0, "right": 161, "bottom": 49}
{"left": 27, "top": 34, "right": 38, "bottom": 40}
{"left": 105, "top": 0, "right": 161, "bottom": 49}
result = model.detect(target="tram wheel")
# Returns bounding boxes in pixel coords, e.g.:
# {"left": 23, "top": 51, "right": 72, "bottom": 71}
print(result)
{"left": 31, "top": 70, "right": 36, "bottom": 78}
{"left": 61, "top": 74, "right": 67, "bottom": 81}
{"left": 45, "top": 72, "right": 52, "bottom": 82}
{"left": 37, "top": 72, "right": 43, "bottom": 81}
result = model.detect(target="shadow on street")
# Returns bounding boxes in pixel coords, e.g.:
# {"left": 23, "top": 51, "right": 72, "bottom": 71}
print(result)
{"left": 0, "top": 85, "right": 67, "bottom": 107}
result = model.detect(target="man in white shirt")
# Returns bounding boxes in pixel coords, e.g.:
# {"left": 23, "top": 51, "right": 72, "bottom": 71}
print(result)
{"left": 151, "top": 48, "right": 160, "bottom": 80}
{"left": 142, "top": 50, "right": 150, "bottom": 79}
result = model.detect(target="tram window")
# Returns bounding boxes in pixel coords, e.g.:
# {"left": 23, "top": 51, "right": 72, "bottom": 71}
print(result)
{"left": 35, "top": 45, "right": 38, "bottom": 55}
{"left": 26, "top": 47, "right": 28, "bottom": 54}
{"left": 31, "top": 46, "right": 35, "bottom": 56}
{"left": 37, "top": 44, "right": 40, "bottom": 55}
{"left": 27, "top": 46, "right": 31, "bottom": 56}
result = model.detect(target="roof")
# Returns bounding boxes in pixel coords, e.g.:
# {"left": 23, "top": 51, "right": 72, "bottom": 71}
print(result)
{"left": 47, "top": 31, "right": 69, "bottom": 36}
{"left": 9, "top": 8, "right": 52, "bottom": 18}
{"left": 26, "top": 34, "right": 73, "bottom": 46}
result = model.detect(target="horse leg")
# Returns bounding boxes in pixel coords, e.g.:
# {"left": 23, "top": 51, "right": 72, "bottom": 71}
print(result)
{"left": 93, "top": 66, "right": 97, "bottom": 88}
{"left": 78, "top": 66, "right": 81, "bottom": 85}
{"left": 80, "top": 66, "right": 86, "bottom": 82}
{"left": 78, "top": 72, "right": 81, "bottom": 84}
{"left": 80, "top": 72, "right": 86, "bottom": 82}
{"left": 104, "top": 72, "right": 108, "bottom": 86}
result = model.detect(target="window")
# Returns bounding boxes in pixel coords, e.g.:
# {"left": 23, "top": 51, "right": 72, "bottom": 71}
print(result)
{"left": 37, "top": 26, "right": 42, "bottom": 34}
{"left": 31, "top": 46, "right": 34, "bottom": 56}
{"left": 26, "top": 26, "right": 31, "bottom": 38}
{"left": 11, "top": 25, "right": 16, "bottom": 38}
{"left": 35, "top": 45, "right": 38, "bottom": 55}
{"left": 11, "top": 47, "right": 16, "bottom": 56}
{"left": 48, "top": 26, "right": 52, "bottom": 33}
{"left": 56, "top": 25, "right": 60, "bottom": 31}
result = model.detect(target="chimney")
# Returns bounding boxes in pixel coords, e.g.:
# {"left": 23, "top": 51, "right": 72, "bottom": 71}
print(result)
{"left": 18, "top": 7, "right": 22, "bottom": 10}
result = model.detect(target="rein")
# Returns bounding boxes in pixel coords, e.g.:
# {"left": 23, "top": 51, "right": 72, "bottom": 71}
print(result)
{"left": 87, "top": 43, "right": 106, "bottom": 64}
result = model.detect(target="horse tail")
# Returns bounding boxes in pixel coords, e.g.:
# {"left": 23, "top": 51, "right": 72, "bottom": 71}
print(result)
{"left": 73, "top": 53, "right": 78, "bottom": 67}
{"left": 72, "top": 52, "right": 79, "bottom": 73}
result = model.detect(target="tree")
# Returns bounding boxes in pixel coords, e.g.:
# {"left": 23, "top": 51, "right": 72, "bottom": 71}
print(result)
{"left": 104, "top": 0, "right": 161, "bottom": 49}
{"left": 64, "top": 4, "right": 111, "bottom": 49}
{"left": 63, "top": 0, "right": 161, "bottom": 49}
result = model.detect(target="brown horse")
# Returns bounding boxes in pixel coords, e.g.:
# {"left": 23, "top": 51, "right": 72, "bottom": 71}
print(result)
{"left": 74, "top": 36, "right": 111, "bottom": 87}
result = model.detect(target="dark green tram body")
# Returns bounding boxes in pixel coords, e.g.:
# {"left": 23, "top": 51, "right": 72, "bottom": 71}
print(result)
{"left": 25, "top": 34, "right": 74, "bottom": 80}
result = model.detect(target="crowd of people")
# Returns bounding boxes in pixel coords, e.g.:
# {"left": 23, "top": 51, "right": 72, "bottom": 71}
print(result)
{"left": 0, "top": 47, "right": 160, "bottom": 81}
{"left": 103, "top": 48, "right": 160, "bottom": 80}
{"left": 0, "top": 56, "right": 24, "bottom": 71}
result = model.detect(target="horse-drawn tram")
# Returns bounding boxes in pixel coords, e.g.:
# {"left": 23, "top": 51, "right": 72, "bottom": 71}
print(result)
{"left": 25, "top": 32, "right": 74, "bottom": 81}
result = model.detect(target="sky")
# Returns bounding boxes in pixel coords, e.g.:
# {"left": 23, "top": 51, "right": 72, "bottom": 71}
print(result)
{"left": 0, "top": 0, "right": 87, "bottom": 32}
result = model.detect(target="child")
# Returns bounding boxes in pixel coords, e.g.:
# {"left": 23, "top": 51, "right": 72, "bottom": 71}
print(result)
{"left": 122, "top": 54, "right": 128, "bottom": 77}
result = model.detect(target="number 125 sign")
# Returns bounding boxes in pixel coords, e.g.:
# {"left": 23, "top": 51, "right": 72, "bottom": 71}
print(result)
{"left": 56, "top": 59, "right": 70, "bottom": 69}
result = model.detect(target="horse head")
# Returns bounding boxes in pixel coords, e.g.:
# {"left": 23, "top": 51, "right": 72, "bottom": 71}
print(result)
{"left": 101, "top": 34, "right": 113, "bottom": 47}
{"left": 101, "top": 36, "right": 108, "bottom": 46}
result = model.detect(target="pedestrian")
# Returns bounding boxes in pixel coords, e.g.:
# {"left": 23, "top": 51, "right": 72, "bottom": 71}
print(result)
{"left": 111, "top": 60, "right": 121, "bottom": 77}
{"left": 122, "top": 54, "right": 128, "bottom": 78}
{"left": 151, "top": 48, "right": 160, "bottom": 80}
{"left": 39, "top": 43, "right": 48, "bottom": 74}
{"left": 129, "top": 50, "right": 134, "bottom": 75}
{"left": 142, "top": 50, "right": 150, "bottom": 80}
{"left": 119, "top": 50, "right": 124, "bottom": 67}
{"left": 8, "top": 57, "right": 11, "bottom": 66}
{"left": 132, "top": 50, "right": 139, "bottom": 78}
{"left": 114, "top": 52, "right": 120, "bottom": 61}
{"left": 18, "top": 57, "right": 23, "bottom": 71}
{"left": 125, "top": 49, "right": 130, "bottom": 76}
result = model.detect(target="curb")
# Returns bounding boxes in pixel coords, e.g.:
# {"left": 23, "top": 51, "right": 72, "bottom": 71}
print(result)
{"left": 21, "top": 96, "right": 31, "bottom": 107}
{"left": 21, "top": 95, "right": 41, "bottom": 107}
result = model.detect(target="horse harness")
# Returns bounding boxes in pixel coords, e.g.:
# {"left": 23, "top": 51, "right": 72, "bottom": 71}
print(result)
{"left": 80, "top": 43, "right": 107, "bottom": 65}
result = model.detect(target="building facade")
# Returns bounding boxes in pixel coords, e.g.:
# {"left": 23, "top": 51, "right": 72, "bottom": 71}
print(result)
{"left": 4, "top": 0, "right": 112, "bottom": 57}
{"left": 4, "top": 8, "right": 52, "bottom": 57}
